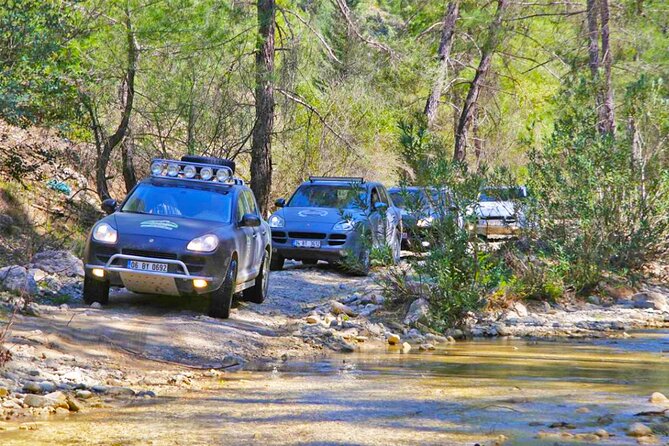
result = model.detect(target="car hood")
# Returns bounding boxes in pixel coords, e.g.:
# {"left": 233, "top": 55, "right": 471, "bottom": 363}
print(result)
{"left": 111, "top": 212, "right": 227, "bottom": 241}
{"left": 275, "top": 207, "right": 361, "bottom": 224}
{"left": 476, "top": 201, "right": 519, "bottom": 218}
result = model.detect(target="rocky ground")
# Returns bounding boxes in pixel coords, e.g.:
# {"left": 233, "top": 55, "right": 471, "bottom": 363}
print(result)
{"left": 0, "top": 249, "right": 668, "bottom": 425}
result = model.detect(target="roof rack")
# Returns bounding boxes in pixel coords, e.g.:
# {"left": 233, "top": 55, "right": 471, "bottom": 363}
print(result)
{"left": 150, "top": 158, "right": 245, "bottom": 186}
{"left": 308, "top": 176, "right": 365, "bottom": 183}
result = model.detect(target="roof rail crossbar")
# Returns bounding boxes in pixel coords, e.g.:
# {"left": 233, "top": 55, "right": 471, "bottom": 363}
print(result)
{"left": 308, "top": 176, "right": 365, "bottom": 183}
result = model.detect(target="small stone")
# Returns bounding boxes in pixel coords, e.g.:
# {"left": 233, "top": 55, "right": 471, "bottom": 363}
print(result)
{"left": 649, "top": 392, "right": 668, "bottom": 404}
{"left": 23, "top": 394, "right": 51, "bottom": 408}
{"left": 574, "top": 433, "right": 600, "bottom": 442}
{"left": 418, "top": 343, "right": 435, "bottom": 351}
{"left": 22, "top": 382, "right": 42, "bottom": 394}
{"left": 575, "top": 406, "right": 591, "bottom": 414}
{"left": 403, "top": 298, "right": 430, "bottom": 326}
{"left": 594, "top": 428, "right": 609, "bottom": 438}
{"left": 387, "top": 334, "right": 401, "bottom": 345}
{"left": 632, "top": 292, "right": 669, "bottom": 312}
{"left": 495, "top": 323, "right": 511, "bottom": 337}
{"left": 401, "top": 342, "right": 411, "bottom": 353}
{"left": 66, "top": 397, "right": 81, "bottom": 412}
{"left": 330, "top": 301, "right": 358, "bottom": 317}
{"left": 0, "top": 387, "right": 8, "bottom": 397}
{"left": 354, "top": 335, "right": 368, "bottom": 342}
{"left": 91, "top": 385, "right": 109, "bottom": 394}
{"left": 75, "top": 390, "right": 93, "bottom": 399}
{"left": 305, "top": 315, "right": 319, "bottom": 324}
{"left": 90, "top": 302, "right": 103, "bottom": 309}
{"left": 136, "top": 390, "right": 156, "bottom": 398}
{"left": 44, "top": 391, "right": 69, "bottom": 409}
{"left": 39, "top": 382, "right": 56, "bottom": 393}
{"left": 627, "top": 422, "right": 652, "bottom": 437}
{"left": 107, "top": 387, "right": 135, "bottom": 397}
{"left": 446, "top": 336, "right": 455, "bottom": 343}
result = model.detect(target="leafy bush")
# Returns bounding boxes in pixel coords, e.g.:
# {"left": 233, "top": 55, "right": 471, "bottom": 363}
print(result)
{"left": 526, "top": 77, "right": 669, "bottom": 292}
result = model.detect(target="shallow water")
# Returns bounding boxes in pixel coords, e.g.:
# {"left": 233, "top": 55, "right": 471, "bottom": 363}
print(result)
{"left": 2, "top": 331, "right": 669, "bottom": 445}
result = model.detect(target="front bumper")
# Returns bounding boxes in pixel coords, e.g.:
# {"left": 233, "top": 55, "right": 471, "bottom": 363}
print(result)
{"left": 84, "top": 238, "right": 228, "bottom": 296}
{"left": 477, "top": 220, "right": 521, "bottom": 237}
{"left": 270, "top": 227, "right": 364, "bottom": 262}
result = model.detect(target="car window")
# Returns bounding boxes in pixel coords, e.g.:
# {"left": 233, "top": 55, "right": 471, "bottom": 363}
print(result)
{"left": 244, "top": 190, "right": 259, "bottom": 216}
{"left": 378, "top": 187, "right": 390, "bottom": 205}
{"left": 480, "top": 187, "right": 527, "bottom": 202}
{"left": 237, "top": 192, "right": 251, "bottom": 223}
{"left": 370, "top": 188, "right": 381, "bottom": 208}
{"left": 288, "top": 184, "right": 367, "bottom": 209}
{"left": 122, "top": 182, "right": 232, "bottom": 223}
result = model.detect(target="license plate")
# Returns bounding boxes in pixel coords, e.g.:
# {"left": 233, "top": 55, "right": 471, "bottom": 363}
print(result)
{"left": 127, "top": 260, "right": 169, "bottom": 272}
{"left": 485, "top": 220, "right": 504, "bottom": 226}
{"left": 293, "top": 239, "right": 321, "bottom": 248}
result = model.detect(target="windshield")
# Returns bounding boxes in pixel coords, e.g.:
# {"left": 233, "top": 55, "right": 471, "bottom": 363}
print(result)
{"left": 388, "top": 189, "right": 427, "bottom": 210}
{"left": 479, "top": 187, "right": 526, "bottom": 202}
{"left": 288, "top": 184, "right": 367, "bottom": 209}
{"left": 122, "top": 183, "right": 233, "bottom": 223}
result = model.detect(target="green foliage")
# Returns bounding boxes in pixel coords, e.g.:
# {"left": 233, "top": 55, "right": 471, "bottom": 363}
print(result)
{"left": 526, "top": 78, "right": 669, "bottom": 292}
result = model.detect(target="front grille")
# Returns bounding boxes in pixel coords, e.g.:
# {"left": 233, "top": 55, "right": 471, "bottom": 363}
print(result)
{"left": 271, "top": 230, "right": 288, "bottom": 244}
{"left": 481, "top": 216, "right": 516, "bottom": 223}
{"left": 121, "top": 249, "right": 178, "bottom": 260}
{"left": 96, "top": 246, "right": 118, "bottom": 263}
{"left": 328, "top": 234, "right": 347, "bottom": 246}
{"left": 288, "top": 232, "right": 326, "bottom": 240}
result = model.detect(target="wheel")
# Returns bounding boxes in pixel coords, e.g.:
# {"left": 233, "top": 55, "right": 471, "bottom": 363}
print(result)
{"left": 208, "top": 258, "right": 237, "bottom": 319}
{"left": 244, "top": 252, "right": 270, "bottom": 304}
{"left": 390, "top": 227, "right": 401, "bottom": 264}
{"left": 83, "top": 275, "right": 110, "bottom": 305}
{"left": 302, "top": 259, "right": 318, "bottom": 265}
{"left": 349, "top": 247, "right": 371, "bottom": 276}
{"left": 270, "top": 253, "right": 285, "bottom": 271}
{"left": 180, "top": 155, "right": 235, "bottom": 173}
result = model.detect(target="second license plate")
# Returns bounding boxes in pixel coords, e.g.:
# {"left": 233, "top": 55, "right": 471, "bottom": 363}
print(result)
{"left": 127, "top": 260, "right": 169, "bottom": 272}
{"left": 293, "top": 239, "right": 321, "bottom": 248}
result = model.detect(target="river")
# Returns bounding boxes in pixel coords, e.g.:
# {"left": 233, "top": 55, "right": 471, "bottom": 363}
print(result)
{"left": 2, "top": 330, "right": 669, "bottom": 445}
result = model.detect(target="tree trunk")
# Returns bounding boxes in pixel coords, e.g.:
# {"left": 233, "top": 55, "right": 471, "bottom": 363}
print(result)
{"left": 121, "top": 127, "right": 137, "bottom": 193}
{"left": 586, "top": 0, "right": 600, "bottom": 79}
{"left": 599, "top": 0, "right": 615, "bottom": 135}
{"left": 251, "top": 0, "right": 276, "bottom": 215}
{"left": 453, "top": 0, "right": 508, "bottom": 162}
{"left": 423, "top": 1, "right": 460, "bottom": 128}
{"left": 88, "top": 3, "right": 139, "bottom": 201}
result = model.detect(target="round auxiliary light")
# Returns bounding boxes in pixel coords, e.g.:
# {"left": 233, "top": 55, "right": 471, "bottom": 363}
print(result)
{"left": 150, "top": 161, "right": 163, "bottom": 176}
{"left": 183, "top": 165, "right": 197, "bottom": 179}
{"left": 166, "top": 163, "right": 180, "bottom": 177}
{"left": 216, "top": 168, "right": 231, "bottom": 182}
{"left": 200, "top": 167, "right": 213, "bottom": 181}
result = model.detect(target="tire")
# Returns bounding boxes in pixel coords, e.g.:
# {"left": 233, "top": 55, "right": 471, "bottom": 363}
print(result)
{"left": 270, "top": 253, "right": 285, "bottom": 271}
{"left": 180, "top": 155, "right": 235, "bottom": 173}
{"left": 302, "top": 259, "right": 318, "bottom": 266}
{"left": 349, "top": 247, "right": 371, "bottom": 276}
{"left": 208, "top": 258, "right": 237, "bottom": 319}
{"left": 244, "top": 252, "right": 270, "bottom": 304}
{"left": 83, "top": 275, "right": 110, "bottom": 305}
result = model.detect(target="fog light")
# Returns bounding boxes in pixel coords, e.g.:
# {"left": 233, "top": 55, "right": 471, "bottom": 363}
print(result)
{"left": 193, "top": 279, "right": 207, "bottom": 289}
{"left": 92, "top": 268, "right": 105, "bottom": 278}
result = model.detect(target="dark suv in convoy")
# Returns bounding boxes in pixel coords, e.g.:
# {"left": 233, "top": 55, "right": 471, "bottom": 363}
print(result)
{"left": 388, "top": 186, "right": 459, "bottom": 249}
{"left": 268, "top": 177, "right": 402, "bottom": 275}
{"left": 83, "top": 156, "right": 272, "bottom": 319}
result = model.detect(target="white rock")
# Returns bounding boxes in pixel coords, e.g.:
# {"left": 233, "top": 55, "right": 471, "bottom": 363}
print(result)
{"left": 627, "top": 422, "right": 652, "bottom": 437}
{"left": 0, "top": 266, "right": 37, "bottom": 295}
{"left": 650, "top": 392, "right": 669, "bottom": 404}
{"left": 30, "top": 250, "right": 84, "bottom": 277}
{"left": 632, "top": 292, "right": 669, "bottom": 312}
{"left": 403, "top": 298, "right": 430, "bottom": 326}
{"left": 330, "top": 301, "right": 358, "bottom": 317}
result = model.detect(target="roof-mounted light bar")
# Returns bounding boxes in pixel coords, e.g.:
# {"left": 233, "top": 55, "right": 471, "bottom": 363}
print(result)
{"left": 150, "top": 159, "right": 244, "bottom": 185}
{"left": 308, "top": 176, "right": 365, "bottom": 183}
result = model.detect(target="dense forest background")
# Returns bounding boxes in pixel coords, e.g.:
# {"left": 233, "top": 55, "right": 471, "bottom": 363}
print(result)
{"left": 2, "top": 0, "right": 667, "bottom": 211}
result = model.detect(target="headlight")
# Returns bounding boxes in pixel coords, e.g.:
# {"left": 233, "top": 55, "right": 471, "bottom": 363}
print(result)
{"left": 333, "top": 220, "right": 355, "bottom": 231}
{"left": 187, "top": 234, "right": 219, "bottom": 252}
{"left": 92, "top": 223, "right": 117, "bottom": 244}
{"left": 269, "top": 215, "right": 284, "bottom": 228}
{"left": 417, "top": 216, "right": 434, "bottom": 228}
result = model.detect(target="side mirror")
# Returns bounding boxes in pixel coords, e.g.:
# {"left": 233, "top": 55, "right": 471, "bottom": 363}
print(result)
{"left": 374, "top": 202, "right": 388, "bottom": 212}
{"left": 240, "top": 213, "right": 261, "bottom": 227}
{"left": 275, "top": 198, "right": 286, "bottom": 208}
{"left": 101, "top": 198, "right": 118, "bottom": 215}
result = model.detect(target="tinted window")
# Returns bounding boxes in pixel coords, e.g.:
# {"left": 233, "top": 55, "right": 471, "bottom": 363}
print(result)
{"left": 378, "top": 187, "right": 390, "bottom": 205}
{"left": 388, "top": 189, "right": 426, "bottom": 209}
{"left": 244, "top": 190, "right": 259, "bottom": 215}
{"left": 237, "top": 192, "right": 251, "bottom": 222}
{"left": 480, "top": 187, "right": 526, "bottom": 202}
{"left": 288, "top": 184, "right": 367, "bottom": 209}
{"left": 122, "top": 183, "right": 232, "bottom": 223}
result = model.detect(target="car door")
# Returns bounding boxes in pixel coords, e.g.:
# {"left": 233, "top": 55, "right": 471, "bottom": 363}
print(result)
{"left": 378, "top": 186, "right": 399, "bottom": 244}
{"left": 244, "top": 189, "right": 265, "bottom": 272}
{"left": 236, "top": 191, "right": 255, "bottom": 281}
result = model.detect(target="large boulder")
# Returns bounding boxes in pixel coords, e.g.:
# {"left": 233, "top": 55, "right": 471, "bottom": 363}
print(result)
{"left": 30, "top": 250, "right": 84, "bottom": 277}
{"left": 632, "top": 292, "right": 669, "bottom": 312}
{"left": 403, "top": 298, "right": 430, "bottom": 326}
{"left": 0, "top": 265, "right": 37, "bottom": 295}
